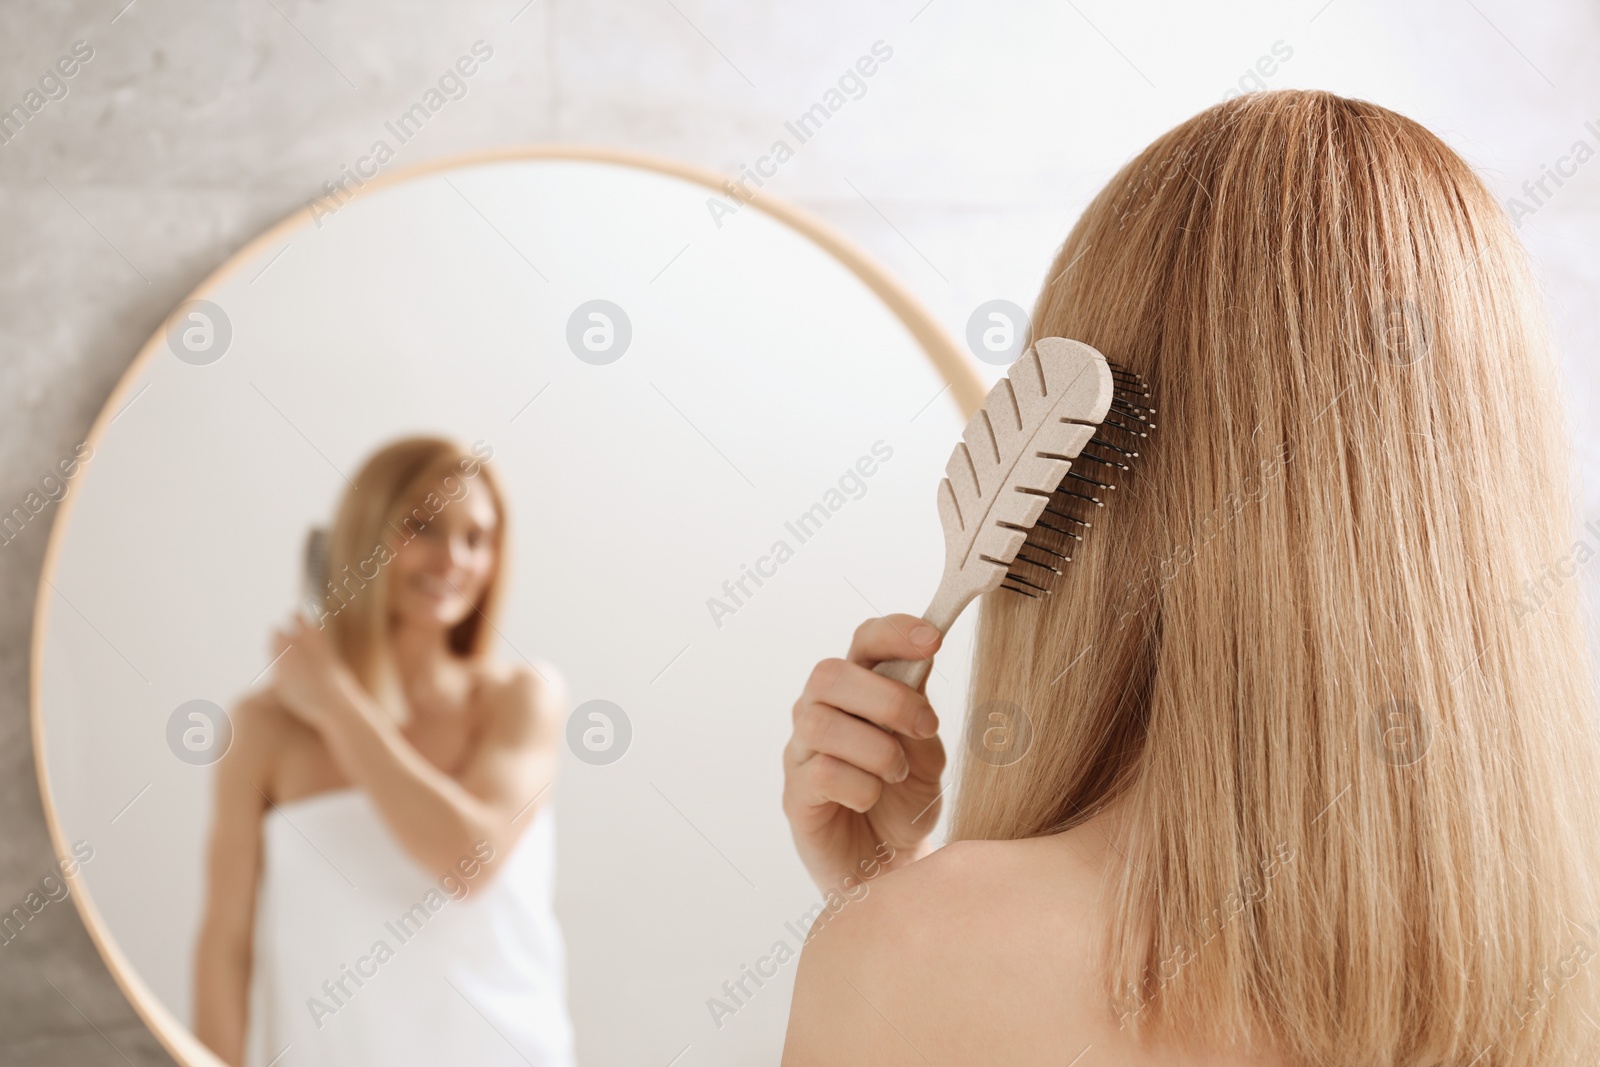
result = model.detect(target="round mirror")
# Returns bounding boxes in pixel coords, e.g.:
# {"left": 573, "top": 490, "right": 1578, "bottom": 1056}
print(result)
{"left": 31, "top": 148, "right": 983, "bottom": 1066}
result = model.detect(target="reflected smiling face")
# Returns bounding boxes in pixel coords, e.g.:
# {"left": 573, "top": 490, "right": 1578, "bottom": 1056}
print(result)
{"left": 387, "top": 478, "right": 500, "bottom": 630}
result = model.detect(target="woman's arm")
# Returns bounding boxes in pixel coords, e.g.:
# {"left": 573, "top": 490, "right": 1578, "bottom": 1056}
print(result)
{"left": 193, "top": 697, "right": 275, "bottom": 1066}
{"left": 317, "top": 662, "right": 563, "bottom": 877}
{"left": 267, "top": 614, "right": 564, "bottom": 877}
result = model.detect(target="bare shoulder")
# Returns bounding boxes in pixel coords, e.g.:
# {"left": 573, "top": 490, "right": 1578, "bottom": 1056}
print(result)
{"left": 799, "top": 832, "right": 1108, "bottom": 965}
{"left": 474, "top": 659, "right": 566, "bottom": 739}
{"left": 783, "top": 833, "right": 1117, "bottom": 1066}
{"left": 216, "top": 688, "right": 305, "bottom": 796}
{"left": 228, "top": 689, "right": 302, "bottom": 762}
{"left": 785, "top": 825, "right": 1290, "bottom": 1067}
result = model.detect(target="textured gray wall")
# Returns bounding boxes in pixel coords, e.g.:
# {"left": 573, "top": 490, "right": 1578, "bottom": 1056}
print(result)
{"left": 4, "top": 0, "right": 1597, "bottom": 1063}
{"left": 2, "top": 4, "right": 563, "bottom": 1062}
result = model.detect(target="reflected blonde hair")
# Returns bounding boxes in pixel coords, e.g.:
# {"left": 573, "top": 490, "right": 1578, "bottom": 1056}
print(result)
{"left": 952, "top": 89, "right": 1600, "bottom": 1065}
{"left": 319, "top": 435, "right": 507, "bottom": 722}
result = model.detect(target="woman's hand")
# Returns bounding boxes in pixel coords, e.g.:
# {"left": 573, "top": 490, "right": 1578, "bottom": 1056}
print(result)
{"left": 268, "top": 612, "right": 360, "bottom": 733}
{"left": 782, "top": 614, "right": 947, "bottom": 893}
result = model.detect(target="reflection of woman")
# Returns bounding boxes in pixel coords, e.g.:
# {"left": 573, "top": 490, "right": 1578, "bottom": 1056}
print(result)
{"left": 194, "top": 436, "right": 576, "bottom": 1066}
{"left": 780, "top": 92, "right": 1600, "bottom": 1064}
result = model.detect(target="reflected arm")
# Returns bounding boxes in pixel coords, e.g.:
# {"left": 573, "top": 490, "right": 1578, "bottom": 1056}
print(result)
{"left": 316, "top": 664, "right": 563, "bottom": 878}
{"left": 193, "top": 697, "right": 273, "bottom": 1066}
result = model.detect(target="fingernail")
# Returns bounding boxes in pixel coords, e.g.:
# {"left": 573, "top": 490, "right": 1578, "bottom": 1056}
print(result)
{"left": 915, "top": 707, "right": 939, "bottom": 738}
{"left": 911, "top": 624, "right": 938, "bottom": 650}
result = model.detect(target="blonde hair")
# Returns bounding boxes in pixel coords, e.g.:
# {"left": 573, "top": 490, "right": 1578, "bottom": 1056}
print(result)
{"left": 952, "top": 89, "right": 1600, "bottom": 1065}
{"left": 318, "top": 435, "right": 508, "bottom": 722}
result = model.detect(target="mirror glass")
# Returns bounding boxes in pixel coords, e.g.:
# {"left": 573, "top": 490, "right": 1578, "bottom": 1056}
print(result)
{"left": 34, "top": 153, "right": 979, "bottom": 1066}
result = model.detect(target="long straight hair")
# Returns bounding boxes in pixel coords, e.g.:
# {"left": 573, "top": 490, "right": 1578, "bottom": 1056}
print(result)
{"left": 319, "top": 435, "right": 508, "bottom": 723}
{"left": 952, "top": 89, "right": 1600, "bottom": 1065}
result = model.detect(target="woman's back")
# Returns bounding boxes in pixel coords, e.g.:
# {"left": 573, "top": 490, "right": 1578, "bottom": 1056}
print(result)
{"left": 785, "top": 815, "right": 1294, "bottom": 1066}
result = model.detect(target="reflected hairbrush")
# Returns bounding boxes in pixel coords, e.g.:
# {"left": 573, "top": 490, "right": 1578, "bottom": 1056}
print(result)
{"left": 874, "top": 337, "right": 1154, "bottom": 689}
{"left": 302, "top": 526, "right": 330, "bottom": 615}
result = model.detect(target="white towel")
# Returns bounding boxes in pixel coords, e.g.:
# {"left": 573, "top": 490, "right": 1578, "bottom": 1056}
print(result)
{"left": 244, "top": 788, "right": 575, "bottom": 1066}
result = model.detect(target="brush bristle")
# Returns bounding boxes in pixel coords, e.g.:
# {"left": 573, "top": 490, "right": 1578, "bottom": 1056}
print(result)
{"left": 999, "top": 360, "right": 1154, "bottom": 597}
{"left": 303, "top": 527, "right": 330, "bottom": 610}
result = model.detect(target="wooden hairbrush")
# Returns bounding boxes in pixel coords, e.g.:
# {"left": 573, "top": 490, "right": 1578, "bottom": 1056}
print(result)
{"left": 874, "top": 337, "right": 1154, "bottom": 689}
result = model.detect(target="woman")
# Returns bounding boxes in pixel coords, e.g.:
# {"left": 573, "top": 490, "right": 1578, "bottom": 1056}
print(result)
{"left": 780, "top": 90, "right": 1600, "bottom": 1065}
{"left": 194, "top": 436, "right": 575, "bottom": 1066}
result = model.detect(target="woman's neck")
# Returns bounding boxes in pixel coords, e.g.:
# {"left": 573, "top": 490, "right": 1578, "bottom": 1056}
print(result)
{"left": 388, "top": 618, "right": 468, "bottom": 712}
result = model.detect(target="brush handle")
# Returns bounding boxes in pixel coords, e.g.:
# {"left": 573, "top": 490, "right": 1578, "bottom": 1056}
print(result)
{"left": 870, "top": 580, "right": 975, "bottom": 706}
